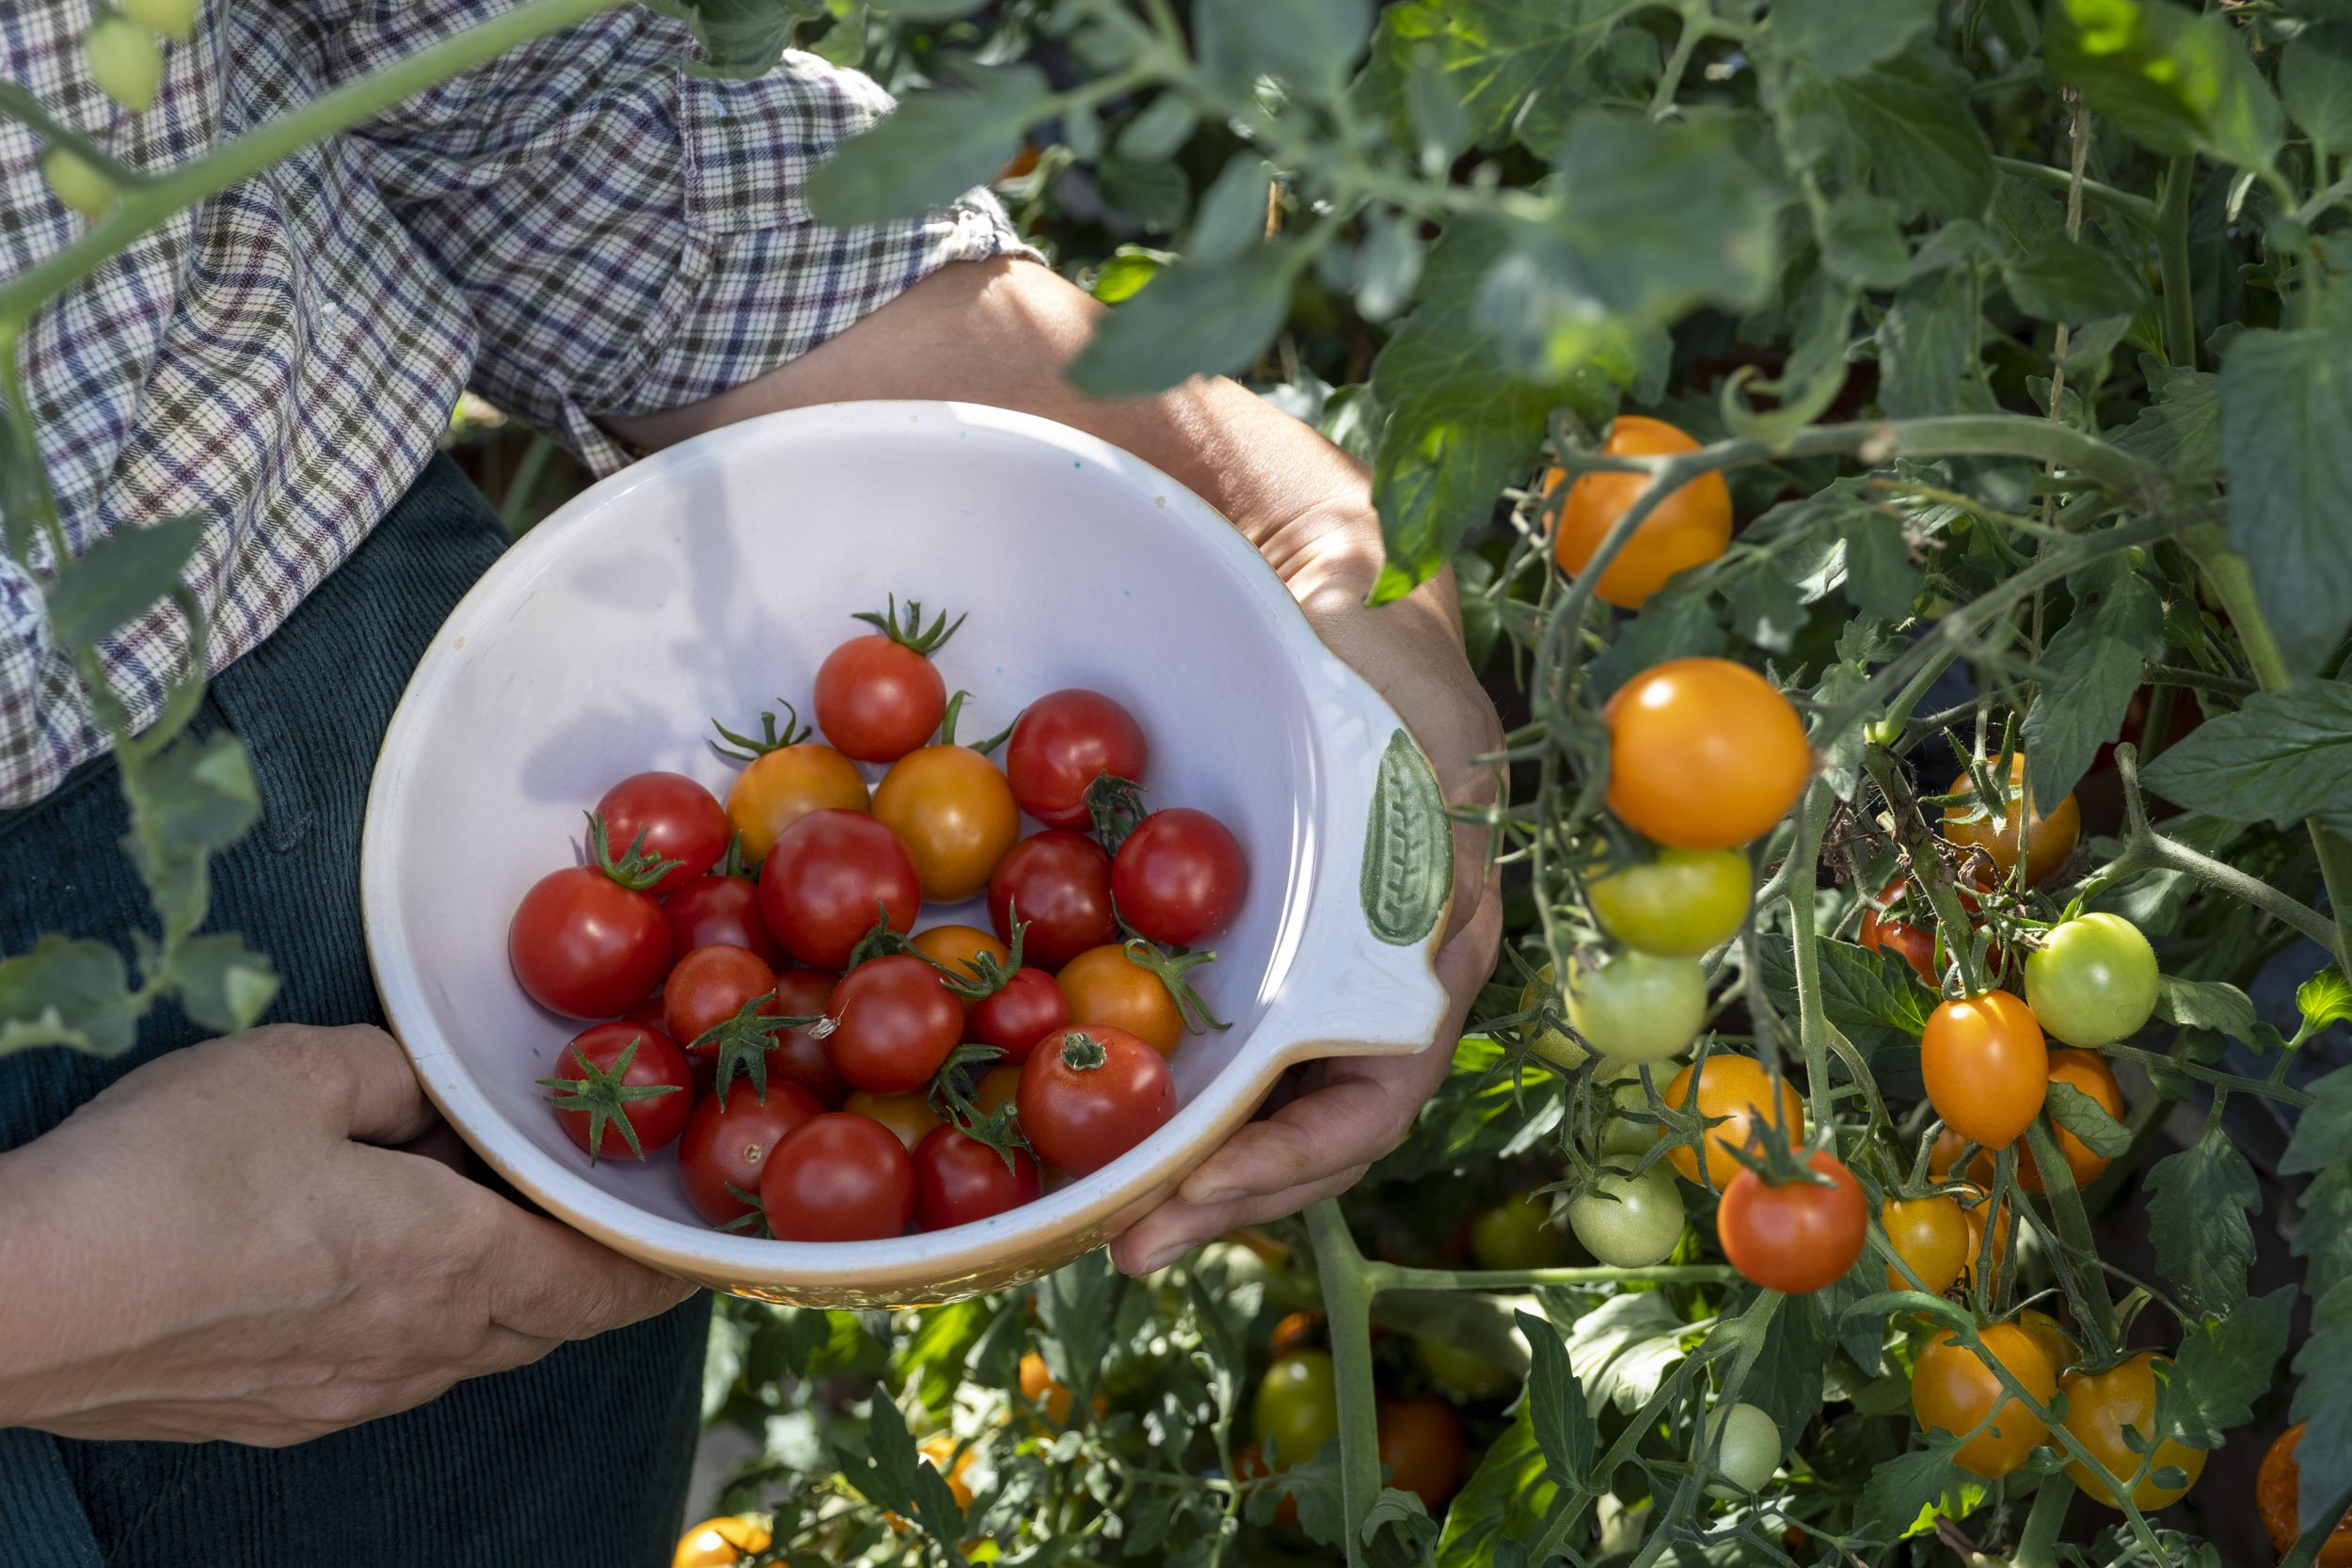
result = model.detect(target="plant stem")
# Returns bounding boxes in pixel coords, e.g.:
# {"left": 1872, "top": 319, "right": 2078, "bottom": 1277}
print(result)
{"left": 1787, "top": 782, "right": 1836, "bottom": 1131}
{"left": 2024, "top": 1120, "right": 2118, "bottom": 1354}
{"left": 1375, "top": 1261, "right": 1740, "bottom": 1292}
{"left": 1305, "top": 1200, "right": 1380, "bottom": 1568}
{"left": 2158, "top": 154, "right": 2199, "bottom": 370}
{"left": 1994, "top": 156, "right": 2160, "bottom": 228}
{"left": 1649, "top": 8, "right": 1707, "bottom": 119}
{"left": 2014, "top": 1475, "right": 2075, "bottom": 1568}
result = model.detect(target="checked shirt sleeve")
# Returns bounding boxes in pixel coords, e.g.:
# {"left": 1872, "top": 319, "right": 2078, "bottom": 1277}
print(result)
{"left": 343, "top": 8, "right": 1038, "bottom": 474}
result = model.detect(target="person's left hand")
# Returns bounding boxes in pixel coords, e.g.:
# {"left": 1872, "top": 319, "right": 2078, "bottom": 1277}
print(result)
{"left": 1107, "top": 509, "right": 1503, "bottom": 1275}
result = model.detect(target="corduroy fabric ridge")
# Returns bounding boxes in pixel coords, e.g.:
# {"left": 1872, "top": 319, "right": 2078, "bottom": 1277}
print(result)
{"left": 0, "top": 455, "right": 708, "bottom": 1567}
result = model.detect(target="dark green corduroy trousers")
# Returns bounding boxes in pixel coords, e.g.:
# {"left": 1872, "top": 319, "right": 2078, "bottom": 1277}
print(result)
{"left": 0, "top": 456, "right": 709, "bottom": 1567}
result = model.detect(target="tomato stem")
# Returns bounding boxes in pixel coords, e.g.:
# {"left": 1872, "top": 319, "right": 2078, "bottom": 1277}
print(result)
{"left": 853, "top": 594, "right": 966, "bottom": 656}
{"left": 1303, "top": 1200, "right": 1381, "bottom": 1568}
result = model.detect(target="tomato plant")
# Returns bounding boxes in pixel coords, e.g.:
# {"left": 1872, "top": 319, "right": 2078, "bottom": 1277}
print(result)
{"left": 1565, "top": 1158, "right": 1684, "bottom": 1270}
{"left": 1715, "top": 1149, "right": 1867, "bottom": 1294}
{"left": 2026, "top": 913, "right": 2163, "bottom": 1049}
{"left": 1920, "top": 990, "right": 2050, "bottom": 1149}
{"left": 1585, "top": 847, "right": 1751, "bottom": 958}
{"left": 1912, "top": 1325, "right": 2058, "bottom": 1480}
{"left": 1563, "top": 949, "right": 1707, "bottom": 1063}
{"left": 1545, "top": 416, "right": 1731, "bottom": 610}
{"left": 2060, "top": 1353, "right": 2208, "bottom": 1512}
{"left": 1602, "top": 658, "right": 1809, "bottom": 850}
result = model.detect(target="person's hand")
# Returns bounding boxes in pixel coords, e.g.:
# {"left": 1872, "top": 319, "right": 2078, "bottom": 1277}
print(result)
{"left": 0, "top": 1023, "right": 695, "bottom": 1445}
{"left": 1108, "top": 508, "right": 1504, "bottom": 1275}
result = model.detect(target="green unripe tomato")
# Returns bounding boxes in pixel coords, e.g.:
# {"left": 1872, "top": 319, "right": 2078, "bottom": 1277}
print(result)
{"left": 2025, "top": 913, "right": 2159, "bottom": 1048}
{"left": 120, "top": 0, "right": 201, "bottom": 41}
{"left": 1588, "top": 847, "right": 1752, "bottom": 958}
{"left": 1705, "top": 1402, "right": 1781, "bottom": 1497}
{"left": 1252, "top": 1350, "right": 1340, "bottom": 1469}
{"left": 86, "top": 15, "right": 164, "bottom": 112}
{"left": 1596, "top": 1078, "right": 1661, "bottom": 1159}
{"left": 41, "top": 147, "right": 118, "bottom": 219}
{"left": 1518, "top": 962, "right": 1641, "bottom": 1078}
{"left": 1415, "top": 1337, "right": 1517, "bottom": 1401}
{"left": 1470, "top": 1194, "right": 1564, "bottom": 1272}
{"left": 1565, "top": 951, "right": 1707, "bottom": 1063}
{"left": 1567, "top": 1157, "right": 1684, "bottom": 1268}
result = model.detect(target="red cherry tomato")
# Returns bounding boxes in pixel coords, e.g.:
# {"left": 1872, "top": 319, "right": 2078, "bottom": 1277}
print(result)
{"left": 1715, "top": 1149, "right": 1868, "bottom": 1294}
{"left": 760, "top": 1113, "right": 915, "bottom": 1241}
{"left": 665, "top": 874, "right": 785, "bottom": 968}
{"left": 815, "top": 636, "right": 946, "bottom": 764}
{"left": 823, "top": 954, "right": 963, "bottom": 1095}
{"left": 1005, "top": 689, "right": 1149, "bottom": 830}
{"left": 970, "top": 968, "right": 1070, "bottom": 1064}
{"left": 541, "top": 1022, "right": 693, "bottom": 1163}
{"left": 988, "top": 832, "right": 1117, "bottom": 969}
{"left": 758, "top": 809, "right": 922, "bottom": 970}
{"left": 913, "top": 1124, "right": 1043, "bottom": 1230}
{"left": 677, "top": 1079, "right": 823, "bottom": 1226}
{"left": 1017, "top": 1025, "right": 1177, "bottom": 1175}
{"left": 664, "top": 944, "right": 775, "bottom": 1052}
{"left": 510, "top": 865, "right": 671, "bottom": 1020}
{"left": 760, "top": 969, "right": 850, "bottom": 1107}
{"left": 594, "top": 771, "right": 730, "bottom": 896}
{"left": 1110, "top": 808, "right": 1248, "bottom": 947}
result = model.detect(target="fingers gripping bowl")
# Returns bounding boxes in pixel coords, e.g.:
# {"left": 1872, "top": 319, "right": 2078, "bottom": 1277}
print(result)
{"left": 361, "top": 402, "right": 1453, "bottom": 1307}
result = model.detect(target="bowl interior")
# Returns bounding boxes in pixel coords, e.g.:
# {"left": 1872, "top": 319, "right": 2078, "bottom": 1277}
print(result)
{"left": 368, "top": 403, "right": 1330, "bottom": 1255}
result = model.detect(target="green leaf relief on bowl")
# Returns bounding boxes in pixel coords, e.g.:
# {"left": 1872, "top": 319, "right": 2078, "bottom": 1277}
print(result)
{"left": 1360, "top": 729, "right": 1451, "bottom": 946}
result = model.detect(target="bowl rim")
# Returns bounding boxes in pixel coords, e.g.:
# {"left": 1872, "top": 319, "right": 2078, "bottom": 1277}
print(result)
{"left": 359, "top": 398, "right": 1451, "bottom": 1299}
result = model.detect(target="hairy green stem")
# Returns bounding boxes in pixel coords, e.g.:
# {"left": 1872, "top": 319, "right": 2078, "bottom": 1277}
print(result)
{"left": 1305, "top": 1201, "right": 1380, "bottom": 1568}
{"left": 1994, "top": 156, "right": 2160, "bottom": 228}
{"left": 2158, "top": 154, "right": 2198, "bottom": 369}
{"left": 2024, "top": 1120, "right": 2118, "bottom": 1355}
{"left": 1786, "top": 782, "right": 1836, "bottom": 1131}
{"left": 2013, "top": 1475, "right": 2075, "bottom": 1568}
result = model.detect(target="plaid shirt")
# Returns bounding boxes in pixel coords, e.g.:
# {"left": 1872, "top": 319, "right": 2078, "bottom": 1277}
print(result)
{"left": 0, "top": 2, "right": 1029, "bottom": 807}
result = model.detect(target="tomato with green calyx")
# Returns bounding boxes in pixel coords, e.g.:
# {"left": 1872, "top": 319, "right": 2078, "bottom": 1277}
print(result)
{"left": 1376, "top": 1394, "right": 1466, "bottom": 1511}
{"left": 674, "top": 1515, "right": 771, "bottom": 1568}
{"left": 1111, "top": 807, "right": 1248, "bottom": 947}
{"left": 41, "top": 147, "right": 117, "bottom": 219}
{"left": 677, "top": 1078, "right": 822, "bottom": 1227}
{"left": 1517, "top": 963, "right": 1614, "bottom": 1074}
{"left": 1005, "top": 688, "right": 1149, "bottom": 831}
{"left": 758, "top": 809, "right": 922, "bottom": 970}
{"left": 910, "top": 923, "right": 1009, "bottom": 985}
{"left": 1415, "top": 1337, "right": 1516, "bottom": 1400}
{"left": 1911, "top": 1324, "right": 2057, "bottom": 1478}
{"left": 722, "top": 726, "right": 868, "bottom": 861}
{"left": 1470, "top": 1194, "right": 1564, "bottom": 1271}
{"left": 1253, "top": 1350, "right": 1340, "bottom": 1469}
{"left": 1705, "top": 1402, "right": 1781, "bottom": 1497}
{"left": 1587, "top": 847, "right": 1751, "bottom": 957}
{"left": 2023, "top": 1048, "right": 2126, "bottom": 1194}
{"left": 1056, "top": 943, "right": 1176, "bottom": 1054}
{"left": 1921, "top": 989, "right": 2047, "bottom": 1149}
{"left": 824, "top": 954, "right": 962, "bottom": 1095}
{"left": 1662, "top": 1055, "right": 1803, "bottom": 1189}
{"left": 538, "top": 1022, "right": 692, "bottom": 1164}
{"left": 85, "top": 15, "right": 163, "bottom": 111}
{"left": 2060, "top": 1352, "right": 2207, "bottom": 1511}
{"left": 988, "top": 831, "right": 1118, "bottom": 969}
{"left": 596, "top": 771, "right": 728, "bottom": 895}
{"left": 1716, "top": 1148, "right": 1867, "bottom": 1294}
{"left": 873, "top": 743, "right": 1020, "bottom": 901}
{"left": 2026, "top": 913, "right": 2160, "bottom": 1048}
{"left": 1567, "top": 1157, "right": 1684, "bottom": 1268}
{"left": 1882, "top": 1194, "right": 1968, "bottom": 1294}
{"left": 1545, "top": 416, "right": 1732, "bottom": 610}
{"left": 974, "top": 965, "right": 1071, "bottom": 1062}
{"left": 814, "top": 599, "right": 961, "bottom": 764}
{"left": 663, "top": 943, "right": 774, "bottom": 1059}
{"left": 509, "top": 816, "right": 674, "bottom": 1019}
{"left": 1017, "top": 1025, "right": 1175, "bottom": 1175}
{"left": 759, "top": 1112, "right": 914, "bottom": 1241}
{"left": 913, "top": 1124, "right": 1042, "bottom": 1230}
{"left": 1565, "top": 950, "right": 1707, "bottom": 1063}
{"left": 1604, "top": 658, "right": 1810, "bottom": 850}
{"left": 1942, "top": 752, "right": 2079, "bottom": 888}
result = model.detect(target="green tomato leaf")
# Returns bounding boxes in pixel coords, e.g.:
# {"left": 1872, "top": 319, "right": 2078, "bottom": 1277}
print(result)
{"left": 2144, "top": 1123, "right": 2259, "bottom": 1315}
{"left": 2160, "top": 1285, "right": 2291, "bottom": 1449}
{"left": 1758, "top": 0, "right": 1934, "bottom": 78}
{"left": 1361, "top": 1488, "right": 1439, "bottom": 1568}
{"left": 2285, "top": 24, "right": 2352, "bottom": 149}
{"left": 1784, "top": 51, "right": 1996, "bottom": 221}
{"left": 663, "top": 0, "right": 813, "bottom": 78}
{"left": 0, "top": 935, "right": 137, "bottom": 1056}
{"left": 169, "top": 931, "right": 278, "bottom": 1036}
{"left": 1362, "top": 0, "right": 1640, "bottom": 148}
{"left": 2154, "top": 974, "right": 2279, "bottom": 1050}
{"left": 2283, "top": 1066, "right": 2352, "bottom": 1176}
{"left": 1186, "top": 157, "right": 1275, "bottom": 266}
{"left": 1877, "top": 268, "right": 1976, "bottom": 418}
{"left": 2046, "top": 0, "right": 2285, "bottom": 172}
{"left": 805, "top": 64, "right": 1050, "bottom": 227}
{"left": 1089, "top": 246, "right": 1168, "bottom": 305}
{"left": 2301, "top": 968, "right": 2352, "bottom": 1035}
{"left": 1068, "top": 243, "right": 1301, "bottom": 401}
{"left": 1586, "top": 591, "right": 1724, "bottom": 702}
{"left": 1757, "top": 936, "right": 1934, "bottom": 1064}
{"left": 832, "top": 1385, "right": 965, "bottom": 1553}
{"left": 901, "top": 1296, "right": 991, "bottom": 1414}
{"left": 1034, "top": 1249, "right": 1120, "bottom": 1413}
{"left": 1743, "top": 1294, "right": 1832, "bottom": 1449}
{"left": 2139, "top": 681, "right": 2352, "bottom": 835}
{"left": 1371, "top": 1037, "right": 1563, "bottom": 1183}
{"left": 1819, "top": 189, "right": 1914, "bottom": 289}
{"left": 1515, "top": 1308, "right": 1594, "bottom": 1483}
{"left": 1991, "top": 179, "right": 2151, "bottom": 323}
{"left": 869, "top": 0, "right": 986, "bottom": 17}
{"left": 1565, "top": 1291, "right": 1687, "bottom": 1415}
{"left": 2044, "top": 1081, "right": 2134, "bottom": 1159}
{"left": 2290, "top": 1281, "right": 2352, "bottom": 1528}
{"left": 2113, "top": 360, "right": 2222, "bottom": 483}
{"left": 2217, "top": 326, "right": 2352, "bottom": 679}
{"left": 2020, "top": 559, "right": 2164, "bottom": 812}
{"left": 1435, "top": 1404, "right": 1555, "bottom": 1568}
{"left": 1851, "top": 1434, "right": 1980, "bottom": 1544}
{"left": 2296, "top": 1164, "right": 2352, "bottom": 1307}
{"left": 1197, "top": 0, "right": 1371, "bottom": 98}
{"left": 44, "top": 512, "right": 204, "bottom": 651}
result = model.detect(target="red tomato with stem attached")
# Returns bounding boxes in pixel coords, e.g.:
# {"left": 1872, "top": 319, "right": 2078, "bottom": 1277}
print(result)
{"left": 677, "top": 1080, "right": 823, "bottom": 1225}
{"left": 913, "top": 1125, "right": 1043, "bottom": 1229}
{"left": 665, "top": 874, "right": 785, "bottom": 968}
{"left": 664, "top": 944, "right": 775, "bottom": 1052}
{"left": 1111, "top": 808, "right": 1248, "bottom": 947}
{"left": 510, "top": 832, "right": 673, "bottom": 1019}
{"left": 1715, "top": 1149, "right": 1867, "bottom": 1294}
{"left": 1005, "top": 689, "right": 1150, "bottom": 830}
{"left": 1018, "top": 1025, "right": 1177, "bottom": 1175}
{"left": 760, "top": 1113, "right": 915, "bottom": 1241}
{"left": 595, "top": 771, "right": 730, "bottom": 896}
{"left": 759, "top": 809, "right": 922, "bottom": 970}
{"left": 971, "top": 968, "right": 1070, "bottom": 1063}
{"left": 758, "top": 970, "right": 850, "bottom": 1107}
{"left": 539, "top": 1022, "right": 693, "bottom": 1164}
{"left": 823, "top": 954, "right": 962, "bottom": 1095}
{"left": 814, "top": 613, "right": 952, "bottom": 764}
{"left": 988, "top": 832, "right": 1117, "bottom": 969}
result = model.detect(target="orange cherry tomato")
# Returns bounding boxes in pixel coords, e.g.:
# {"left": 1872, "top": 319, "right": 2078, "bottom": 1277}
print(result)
{"left": 1545, "top": 416, "right": 1732, "bottom": 610}
{"left": 1921, "top": 990, "right": 2048, "bottom": 1149}
{"left": 918, "top": 1435, "right": 978, "bottom": 1510}
{"left": 1057, "top": 943, "right": 1182, "bottom": 1055}
{"left": 1911, "top": 1323, "right": 2057, "bottom": 1478}
{"left": 873, "top": 746, "right": 1021, "bottom": 902}
{"left": 1019, "top": 1352, "right": 1104, "bottom": 1423}
{"left": 912, "top": 923, "right": 1010, "bottom": 979}
{"left": 1662, "top": 1054, "right": 1804, "bottom": 1190}
{"left": 1882, "top": 1194, "right": 1969, "bottom": 1294}
{"left": 2261, "top": 1423, "right": 2352, "bottom": 1564}
{"left": 1604, "top": 658, "right": 1810, "bottom": 849}
{"left": 726, "top": 743, "right": 868, "bottom": 860}
{"left": 1942, "top": 753, "right": 2081, "bottom": 888}
{"left": 973, "top": 1062, "right": 1023, "bottom": 1119}
{"left": 1717, "top": 1149, "right": 1867, "bottom": 1294}
{"left": 1376, "top": 1393, "right": 1468, "bottom": 1511}
{"left": 2023, "top": 1048, "right": 2126, "bottom": 1194}
{"left": 675, "top": 1515, "right": 771, "bottom": 1568}
{"left": 2018, "top": 1307, "right": 2075, "bottom": 1376}
{"left": 2061, "top": 1352, "right": 2207, "bottom": 1510}
{"left": 845, "top": 1088, "right": 941, "bottom": 1151}
{"left": 1929, "top": 1125, "right": 1995, "bottom": 1185}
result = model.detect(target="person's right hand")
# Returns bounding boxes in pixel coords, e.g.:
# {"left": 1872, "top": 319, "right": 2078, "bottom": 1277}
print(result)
{"left": 0, "top": 1023, "right": 695, "bottom": 1446}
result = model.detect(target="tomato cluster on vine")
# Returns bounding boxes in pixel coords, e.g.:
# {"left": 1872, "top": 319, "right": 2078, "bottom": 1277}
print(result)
{"left": 504, "top": 602, "right": 1248, "bottom": 1242}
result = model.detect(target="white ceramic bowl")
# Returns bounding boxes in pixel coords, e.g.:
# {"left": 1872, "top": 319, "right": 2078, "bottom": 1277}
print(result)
{"left": 361, "top": 401, "right": 1453, "bottom": 1306}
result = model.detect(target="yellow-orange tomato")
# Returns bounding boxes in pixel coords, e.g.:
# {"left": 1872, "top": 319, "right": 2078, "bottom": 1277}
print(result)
{"left": 2018, "top": 1307, "right": 2075, "bottom": 1376}
{"left": 1018, "top": 1352, "right": 1104, "bottom": 1423}
{"left": 2024, "top": 1049, "right": 2126, "bottom": 1194}
{"left": 1545, "top": 416, "right": 1732, "bottom": 610}
{"left": 1942, "top": 753, "right": 2081, "bottom": 888}
{"left": 845, "top": 1089, "right": 940, "bottom": 1151}
{"left": 1661, "top": 1054, "right": 1804, "bottom": 1190}
{"left": 726, "top": 743, "right": 867, "bottom": 859}
{"left": 2261, "top": 1423, "right": 2352, "bottom": 1564}
{"left": 1929, "top": 1125, "right": 1995, "bottom": 1185}
{"left": 2061, "top": 1353, "right": 2207, "bottom": 1511}
{"left": 1911, "top": 1323, "right": 2057, "bottom": 1478}
{"left": 1057, "top": 943, "right": 1182, "bottom": 1054}
{"left": 973, "top": 1062, "right": 1023, "bottom": 1119}
{"left": 1604, "top": 658, "right": 1810, "bottom": 850}
{"left": 912, "top": 924, "right": 1010, "bottom": 990}
{"left": 1921, "top": 990, "right": 2048, "bottom": 1149}
{"left": 874, "top": 746, "right": 1021, "bottom": 901}
{"left": 1882, "top": 1195, "right": 1969, "bottom": 1294}
{"left": 919, "top": 1435, "right": 978, "bottom": 1510}
{"left": 675, "top": 1515, "right": 771, "bottom": 1568}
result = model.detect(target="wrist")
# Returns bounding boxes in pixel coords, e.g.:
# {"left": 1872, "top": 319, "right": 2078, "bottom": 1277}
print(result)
{"left": 0, "top": 1142, "right": 85, "bottom": 1429}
